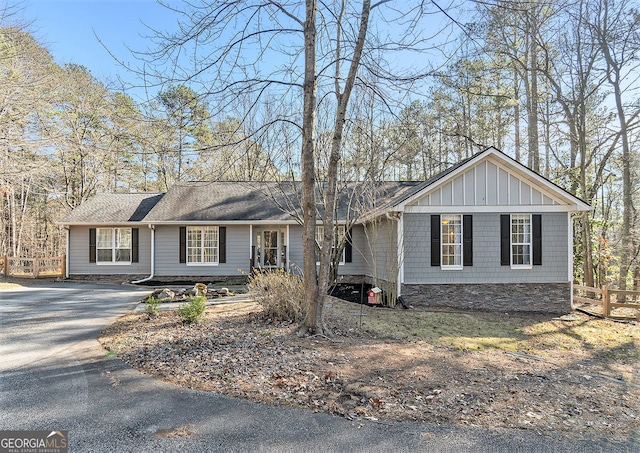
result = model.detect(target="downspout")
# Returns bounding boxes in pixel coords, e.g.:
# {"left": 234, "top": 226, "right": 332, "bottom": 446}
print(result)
{"left": 569, "top": 211, "right": 576, "bottom": 310}
{"left": 65, "top": 226, "right": 70, "bottom": 279}
{"left": 396, "top": 212, "right": 404, "bottom": 297}
{"left": 132, "top": 224, "right": 155, "bottom": 284}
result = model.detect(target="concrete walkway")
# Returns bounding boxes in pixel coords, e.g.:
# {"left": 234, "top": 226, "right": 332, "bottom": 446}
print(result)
{"left": 1, "top": 281, "right": 637, "bottom": 452}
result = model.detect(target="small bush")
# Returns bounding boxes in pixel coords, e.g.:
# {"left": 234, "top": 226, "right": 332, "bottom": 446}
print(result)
{"left": 145, "top": 295, "right": 160, "bottom": 317}
{"left": 178, "top": 296, "right": 207, "bottom": 323}
{"left": 247, "top": 268, "right": 304, "bottom": 322}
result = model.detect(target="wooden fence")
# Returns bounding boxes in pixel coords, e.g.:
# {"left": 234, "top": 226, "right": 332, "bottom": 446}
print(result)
{"left": 0, "top": 255, "right": 66, "bottom": 279}
{"left": 573, "top": 283, "right": 640, "bottom": 320}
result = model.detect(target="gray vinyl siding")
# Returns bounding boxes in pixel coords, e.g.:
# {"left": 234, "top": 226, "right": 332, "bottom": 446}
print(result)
{"left": 288, "top": 224, "right": 370, "bottom": 276}
{"left": 363, "top": 217, "right": 397, "bottom": 282}
{"left": 68, "top": 225, "right": 151, "bottom": 275}
{"left": 345, "top": 224, "right": 370, "bottom": 275}
{"left": 287, "top": 225, "right": 304, "bottom": 273}
{"left": 403, "top": 212, "right": 569, "bottom": 284}
{"left": 154, "top": 225, "right": 251, "bottom": 277}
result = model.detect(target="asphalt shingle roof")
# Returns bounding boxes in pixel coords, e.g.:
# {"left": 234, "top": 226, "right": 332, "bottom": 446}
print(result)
{"left": 143, "top": 181, "right": 420, "bottom": 223}
{"left": 144, "top": 182, "right": 300, "bottom": 222}
{"left": 58, "top": 181, "right": 420, "bottom": 225}
{"left": 58, "top": 147, "right": 590, "bottom": 226}
{"left": 58, "top": 193, "right": 164, "bottom": 224}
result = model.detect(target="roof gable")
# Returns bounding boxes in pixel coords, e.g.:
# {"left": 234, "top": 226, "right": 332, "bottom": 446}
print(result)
{"left": 397, "top": 147, "right": 590, "bottom": 213}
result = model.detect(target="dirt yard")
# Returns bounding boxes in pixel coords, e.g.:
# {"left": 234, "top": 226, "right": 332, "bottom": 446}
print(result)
{"left": 99, "top": 298, "right": 639, "bottom": 441}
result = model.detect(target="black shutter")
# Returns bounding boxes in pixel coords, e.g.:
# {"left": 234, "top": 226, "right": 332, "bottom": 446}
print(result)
{"left": 179, "top": 227, "right": 186, "bottom": 263}
{"left": 344, "top": 228, "right": 353, "bottom": 263}
{"left": 500, "top": 215, "right": 510, "bottom": 266}
{"left": 219, "top": 227, "right": 226, "bottom": 263}
{"left": 431, "top": 215, "right": 441, "bottom": 266}
{"left": 89, "top": 228, "right": 96, "bottom": 263}
{"left": 463, "top": 215, "right": 473, "bottom": 266}
{"left": 532, "top": 214, "right": 542, "bottom": 265}
{"left": 131, "top": 228, "right": 139, "bottom": 263}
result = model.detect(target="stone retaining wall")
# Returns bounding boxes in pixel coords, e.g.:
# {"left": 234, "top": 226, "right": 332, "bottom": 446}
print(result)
{"left": 402, "top": 282, "right": 572, "bottom": 314}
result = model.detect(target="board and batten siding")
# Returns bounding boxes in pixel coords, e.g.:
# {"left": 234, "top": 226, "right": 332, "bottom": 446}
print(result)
{"left": 68, "top": 225, "right": 152, "bottom": 275}
{"left": 403, "top": 212, "right": 569, "bottom": 284}
{"left": 409, "top": 159, "right": 560, "bottom": 208}
{"left": 154, "top": 225, "right": 250, "bottom": 277}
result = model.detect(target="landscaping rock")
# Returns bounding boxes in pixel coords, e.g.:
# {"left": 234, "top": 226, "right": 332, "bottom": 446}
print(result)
{"left": 152, "top": 288, "right": 175, "bottom": 301}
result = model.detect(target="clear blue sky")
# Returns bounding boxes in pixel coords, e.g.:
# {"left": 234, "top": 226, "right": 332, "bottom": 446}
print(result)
{"left": 27, "top": 0, "right": 176, "bottom": 87}
{"left": 23, "top": 0, "right": 455, "bottom": 102}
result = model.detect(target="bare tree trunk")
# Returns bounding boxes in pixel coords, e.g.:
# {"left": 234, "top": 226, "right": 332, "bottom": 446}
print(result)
{"left": 301, "top": 0, "right": 320, "bottom": 333}
{"left": 581, "top": 213, "right": 594, "bottom": 288}
{"left": 313, "top": 0, "right": 371, "bottom": 334}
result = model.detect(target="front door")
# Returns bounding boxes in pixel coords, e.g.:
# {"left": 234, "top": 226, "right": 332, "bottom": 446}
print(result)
{"left": 256, "top": 229, "right": 286, "bottom": 268}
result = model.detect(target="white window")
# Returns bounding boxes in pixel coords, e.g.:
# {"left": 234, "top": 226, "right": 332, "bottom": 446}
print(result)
{"left": 97, "top": 228, "right": 131, "bottom": 264}
{"left": 441, "top": 214, "right": 462, "bottom": 269}
{"left": 316, "top": 225, "right": 346, "bottom": 264}
{"left": 187, "top": 226, "right": 219, "bottom": 265}
{"left": 511, "top": 214, "right": 532, "bottom": 268}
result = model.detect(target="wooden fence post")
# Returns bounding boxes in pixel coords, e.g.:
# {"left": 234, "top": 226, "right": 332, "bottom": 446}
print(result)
{"left": 2, "top": 256, "right": 7, "bottom": 277}
{"left": 602, "top": 285, "right": 609, "bottom": 317}
{"left": 33, "top": 258, "right": 40, "bottom": 278}
{"left": 60, "top": 255, "right": 66, "bottom": 278}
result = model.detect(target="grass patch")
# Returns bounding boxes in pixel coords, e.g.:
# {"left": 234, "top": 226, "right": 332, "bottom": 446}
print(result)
{"left": 325, "top": 298, "right": 640, "bottom": 358}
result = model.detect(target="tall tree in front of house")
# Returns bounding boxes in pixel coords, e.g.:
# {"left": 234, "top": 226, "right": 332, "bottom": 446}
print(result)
{"left": 132, "top": 0, "right": 451, "bottom": 334}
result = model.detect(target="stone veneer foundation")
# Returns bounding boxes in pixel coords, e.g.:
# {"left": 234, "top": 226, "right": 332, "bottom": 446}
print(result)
{"left": 402, "top": 282, "right": 572, "bottom": 314}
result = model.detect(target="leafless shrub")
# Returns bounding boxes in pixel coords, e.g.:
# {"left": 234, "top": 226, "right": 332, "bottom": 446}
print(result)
{"left": 247, "top": 269, "right": 304, "bottom": 322}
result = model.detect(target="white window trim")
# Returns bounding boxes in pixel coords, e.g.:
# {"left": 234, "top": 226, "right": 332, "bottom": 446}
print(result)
{"left": 316, "top": 225, "right": 346, "bottom": 265}
{"left": 510, "top": 214, "right": 533, "bottom": 269}
{"left": 96, "top": 227, "right": 132, "bottom": 265}
{"left": 186, "top": 226, "right": 219, "bottom": 266}
{"left": 441, "top": 214, "right": 463, "bottom": 270}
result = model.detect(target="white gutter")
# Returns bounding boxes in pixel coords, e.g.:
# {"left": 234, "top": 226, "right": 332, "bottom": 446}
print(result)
{"left": 131, "top": 225, "right": 155, "bottom": 284}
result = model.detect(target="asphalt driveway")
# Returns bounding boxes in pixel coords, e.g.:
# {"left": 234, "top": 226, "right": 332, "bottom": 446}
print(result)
{"left": 0, "top": 281, "right": 636, "bottom": 452}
